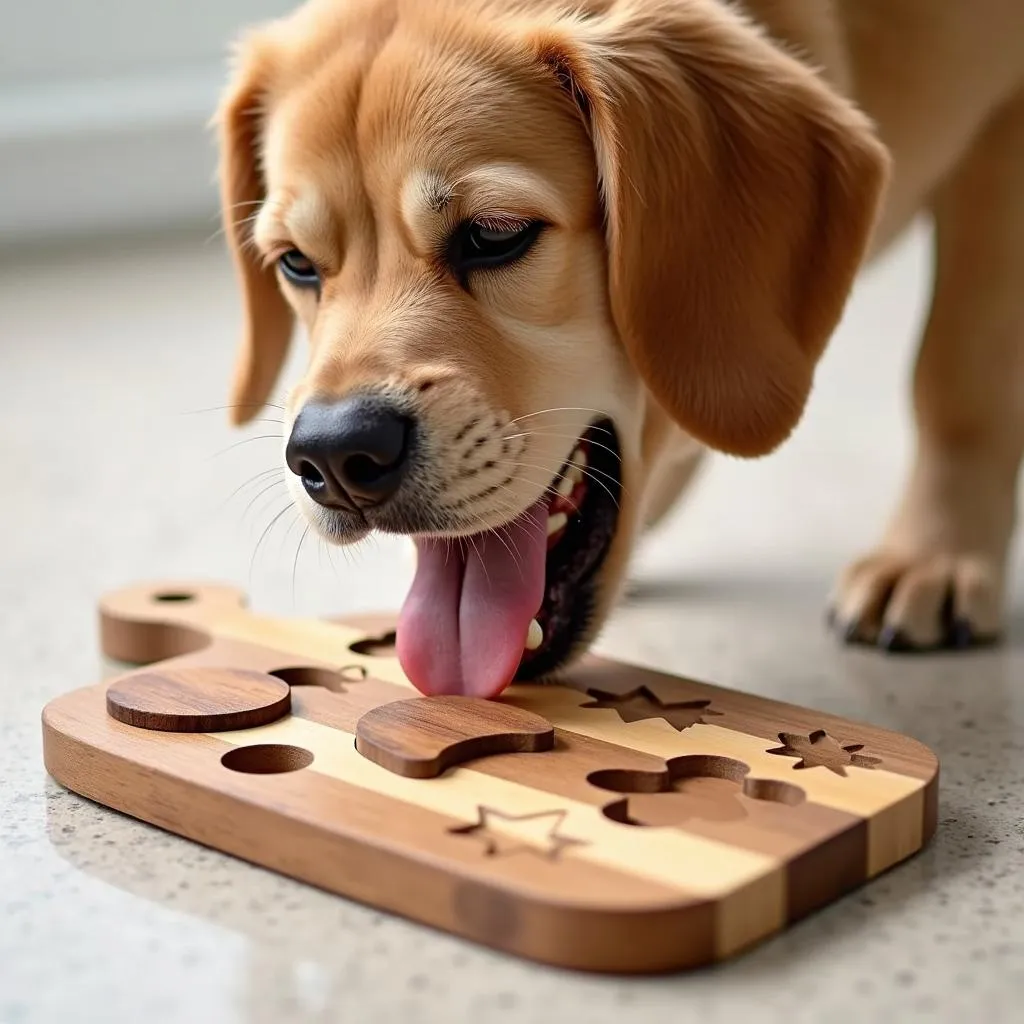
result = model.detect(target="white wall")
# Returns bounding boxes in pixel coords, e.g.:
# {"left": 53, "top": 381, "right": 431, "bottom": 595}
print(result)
{"left": 0, "top": 0, "right": 297, "bottom": 244}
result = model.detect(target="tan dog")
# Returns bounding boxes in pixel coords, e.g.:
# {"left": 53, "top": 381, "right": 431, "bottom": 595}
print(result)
{"left": 215, "top": 0, "right": 1024, "bottom": 696}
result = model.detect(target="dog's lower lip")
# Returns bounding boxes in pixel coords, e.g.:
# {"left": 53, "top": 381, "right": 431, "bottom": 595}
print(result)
{"left": 516, "top": 417, "right": 621, "bottom": 678}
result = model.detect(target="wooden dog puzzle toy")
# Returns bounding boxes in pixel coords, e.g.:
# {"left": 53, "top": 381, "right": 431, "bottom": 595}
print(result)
{"left": 42, "top": 581, "right": 940, "bottom": 974}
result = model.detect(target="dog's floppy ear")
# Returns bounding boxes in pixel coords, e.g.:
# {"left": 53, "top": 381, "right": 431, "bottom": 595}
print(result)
{"left": 214, "top": 35, "right": 294, "bottom": 427}
{"left": 532, "top": 0, "right": 890, "bottom": 456}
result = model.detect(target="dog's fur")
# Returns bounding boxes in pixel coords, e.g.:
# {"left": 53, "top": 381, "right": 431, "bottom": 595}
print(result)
{"left": 216, "top": 0, "right": 1024, "bottom": 660}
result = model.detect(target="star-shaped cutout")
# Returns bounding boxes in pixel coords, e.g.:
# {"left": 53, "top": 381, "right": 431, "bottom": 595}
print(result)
{"left": 580, "top": 686, "right": 722, "bottom": 731}
{"left": 449, "top": 807, "right": 585, "bottom": 860}
{"left": 766, "top": 729, "right": 882, "bottom": 777}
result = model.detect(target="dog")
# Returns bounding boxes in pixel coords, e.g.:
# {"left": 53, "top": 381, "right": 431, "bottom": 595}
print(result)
{"left": 214, "top": 0, "right": 1024, "bottom": 697}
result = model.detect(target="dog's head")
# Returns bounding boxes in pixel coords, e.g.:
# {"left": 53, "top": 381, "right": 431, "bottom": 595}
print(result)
{"left": 215, "top": 0, "right": 888, "bottom": 697}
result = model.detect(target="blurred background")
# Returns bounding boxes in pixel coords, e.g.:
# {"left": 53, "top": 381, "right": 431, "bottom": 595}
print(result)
{"left": 1, "top": 0, "right": 293, "bottom": 243}
{"left": 1, "top": 0, "right": 1015, "bottom": 644}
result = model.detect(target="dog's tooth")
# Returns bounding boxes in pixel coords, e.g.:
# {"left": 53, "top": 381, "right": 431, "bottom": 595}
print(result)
{"left": 556, "top": 473, "right": 575, "bottom": 497}
{"left": 525, "top": 618, "right": 544, "bottom": 651}
{"left": 547, "top": 511, "right": 568, "bottom": 536}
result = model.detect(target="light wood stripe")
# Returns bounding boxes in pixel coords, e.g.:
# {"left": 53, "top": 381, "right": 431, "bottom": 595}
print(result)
{"left": 507, "top": 686, "right": 926, "bottom": 817}
{"left": 202, "top": 611, "right": 925, "bottom": 877}
{"left": 43, "top": 689, "right": 727, "bottom": 973}
{"left": 209, "top": 610, "right": 413, "bottom": 686}
{"left": 119, "top": 593, "right": 924, "bottom": 883}
{"left": 202, "top": 609, "right": 925, "bottom": 878}
{"left": 210, "top": 714, "right": 783, "bottom": 904}
{"left": 716, "top": 870, "right": 785, "bottom": 958}
{"left": 867, "top": 796, "right": 925, "bottom": 876}
{"left": 99, "top": 585, "right": 411, "bottom": 688}
{"left": 504, "top": 686, "right": 926, "bottom": 878}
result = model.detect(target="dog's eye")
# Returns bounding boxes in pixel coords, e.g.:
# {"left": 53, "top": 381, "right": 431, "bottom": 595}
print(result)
{"left": 277, "top": 248, "right": 320, "bottom": 288}
{"left": 453, "top": 219, "right": 544, "bottom": 275}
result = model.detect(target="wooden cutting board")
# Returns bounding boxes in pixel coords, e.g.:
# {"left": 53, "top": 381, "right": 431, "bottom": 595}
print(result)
{"left": 42, "top": 580, "right": 939, "bottom": 974}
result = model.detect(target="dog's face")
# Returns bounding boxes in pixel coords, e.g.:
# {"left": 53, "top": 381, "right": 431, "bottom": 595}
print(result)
{"left": 216, "top": 0, "right": 888, "bottom": 697}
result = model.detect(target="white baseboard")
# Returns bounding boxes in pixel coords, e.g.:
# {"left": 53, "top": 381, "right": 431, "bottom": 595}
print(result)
{"left": 0, "top": 66, "right": 229, "bottom": 245}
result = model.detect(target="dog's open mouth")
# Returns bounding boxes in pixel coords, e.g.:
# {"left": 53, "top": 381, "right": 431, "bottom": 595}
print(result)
{"left": 396, "top": 419, "right": 621, "bottom": 697}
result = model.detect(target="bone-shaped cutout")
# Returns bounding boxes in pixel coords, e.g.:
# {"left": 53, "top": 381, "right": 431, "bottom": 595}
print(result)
{"left": 270, "top": 665, "right": 367, "bottom": 692}
{"left": 355, "top": 696, "right": 555, "bottom": 778}
{"left": 589, "top": 754, "right": 806, "bottom": 826}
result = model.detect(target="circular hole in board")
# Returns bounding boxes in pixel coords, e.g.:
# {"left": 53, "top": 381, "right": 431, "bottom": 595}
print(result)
{"left": 221, "top": 744, "right": 314, "bottom": 774}
{"left": 153, "top": 592, "right": 196, "bottom": 603}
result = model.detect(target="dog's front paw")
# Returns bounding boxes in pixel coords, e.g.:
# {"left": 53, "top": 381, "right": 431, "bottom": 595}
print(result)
{"left": 828, "top": 548, "right": 1006, "bottom": 652}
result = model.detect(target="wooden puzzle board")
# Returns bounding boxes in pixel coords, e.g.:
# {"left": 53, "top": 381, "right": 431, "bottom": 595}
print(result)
{"left": 42, "top": 581, "right": 939, "bottom": 974}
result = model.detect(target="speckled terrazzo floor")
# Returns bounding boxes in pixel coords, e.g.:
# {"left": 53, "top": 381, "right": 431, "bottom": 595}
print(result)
{"left": 2, "top": 221, "right": 1022, "bottom": 1023}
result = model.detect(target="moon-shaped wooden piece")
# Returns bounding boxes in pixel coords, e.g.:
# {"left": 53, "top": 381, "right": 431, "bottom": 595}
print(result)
{"left": 355, "top": 695, "right": 555, "bottom": 778}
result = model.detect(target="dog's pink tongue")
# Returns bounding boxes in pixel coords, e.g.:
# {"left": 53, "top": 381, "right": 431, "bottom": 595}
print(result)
{"left": 396, "top": 502, "right": 547, "bottom": 697}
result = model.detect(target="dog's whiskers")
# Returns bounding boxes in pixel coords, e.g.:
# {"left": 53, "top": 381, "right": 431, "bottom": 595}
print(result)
{"left": 248, "top": 500, "right": 298, "bottom": 590}
{"left": 218, "top": 466, "right": 286, "bottom": 514}
{"left": 179, "top": 401, "right": 287, "bottom": 415}
{"left": 481, "top": 456, "right": 624, "bottom": 508}
{"left": 507, "top": 407, "right": 612, "bottom": 425}
{"left": 206, "top": 434, "right": 284, "bottom": 462}
{"left": 500, "top": 429, "right": 622, "bottom": 464}
{"left": 203, "top": 197, "right": 287, "bottom": 246}
{"left": 242, "top": 479, "right": 291, "bottom": 532}
{"left": 289, "top": 521, "right": 312, "bottom": 607}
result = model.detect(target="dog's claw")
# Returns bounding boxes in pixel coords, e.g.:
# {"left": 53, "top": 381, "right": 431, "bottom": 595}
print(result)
{"left": 950, "top": 618, "right": 974, "bottom": 649}
{"left": 878, "top": 625, "right": 913, "bottom": 652}
{"left": 950, "top": 621, "right": 1000, "bottom": 650}
{"left": 841, "top": 618, "right": 865, "bottom": 644}
{"left": 830, "top": 549, "right": 1006, "bottom": 658}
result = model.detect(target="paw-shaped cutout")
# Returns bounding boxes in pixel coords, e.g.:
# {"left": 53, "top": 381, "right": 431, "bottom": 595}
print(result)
{"left": 270, "top": 665, "right": 366, "bottom": 693}
{"left": 589, "top": 755, "right": 805, "bottom": 826}
{"left": 349, "top": 631, "right": 397, "bottom": 657}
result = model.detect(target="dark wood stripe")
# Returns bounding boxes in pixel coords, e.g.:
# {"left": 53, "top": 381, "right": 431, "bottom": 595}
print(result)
{"left": 785, "top": 817, "right": 869, "bottom": 921}
{"left": 564, "top": 655, "right": 940, "bottom": 783}
{"left": 43, "top": 682, "right": 715, "bottom": 974}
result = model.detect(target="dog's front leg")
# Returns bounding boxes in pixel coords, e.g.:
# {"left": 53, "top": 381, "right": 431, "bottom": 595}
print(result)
{"left": 831, "top": 86, "right": 1024, "bottom": 651}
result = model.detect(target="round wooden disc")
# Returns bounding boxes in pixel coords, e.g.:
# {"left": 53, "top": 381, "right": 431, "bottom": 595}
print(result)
{"left": 106, "top": 668, "right": 291, "bottom": 733}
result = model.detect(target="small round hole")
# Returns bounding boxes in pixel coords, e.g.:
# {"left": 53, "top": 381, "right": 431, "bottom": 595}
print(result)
{"left": 154, "top": 592, "right": 196, "bottom": 603}
{"left": 221, "top": 744, "right": 313, "bottom": 774}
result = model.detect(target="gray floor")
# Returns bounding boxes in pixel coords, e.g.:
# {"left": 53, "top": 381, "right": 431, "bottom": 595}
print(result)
{"left": 2, "top": 221, "right": 1022, "bottom": 1023}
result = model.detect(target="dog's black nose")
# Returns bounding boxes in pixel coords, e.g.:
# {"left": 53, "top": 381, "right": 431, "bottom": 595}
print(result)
{"left": 286, "top": 397, "right": 413, "bottom": 507}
